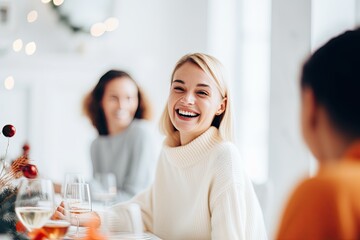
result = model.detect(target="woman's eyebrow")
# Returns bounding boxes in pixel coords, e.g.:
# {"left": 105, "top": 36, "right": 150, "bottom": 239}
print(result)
{"left": 172, "top": 79, "right": 211, "bottom": 89}
{"left": 197, "top": 83, "right": 211, "bottom": 88}
{"left": 172, "top": 79, "right": 184, "bottom": 84}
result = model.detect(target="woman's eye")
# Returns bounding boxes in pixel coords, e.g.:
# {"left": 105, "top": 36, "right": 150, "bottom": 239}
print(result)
{"left": 173, "top": 86, "right": 184, "bottom": 92}
{"left": 197, "top": 91, "right": 208, "bottom": 96}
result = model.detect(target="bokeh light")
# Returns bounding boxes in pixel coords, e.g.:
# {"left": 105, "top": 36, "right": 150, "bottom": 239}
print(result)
{"left": 4, "top": 76, "right": 15, "bottom": 90}
{"left": 104, "top": 17, "right": 119, "bottom": 32}
{"left": 12, "top": 39, "right": 23, "bottom": 52}
{"left": 27, "top": 10, "right": 38, "bottom": 23}
{"left": 25, "top": 42, "right": 37, "bottom": 55}
{"left": 53, "top": 0, "right": 64, "bottom": 6}
{"left": 90, "top": 23, "right": 106, "bottom": 37}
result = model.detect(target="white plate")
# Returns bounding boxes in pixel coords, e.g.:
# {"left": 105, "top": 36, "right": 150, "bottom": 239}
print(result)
{"left": 108, "top": 232, "right": 152, "bottom": 239}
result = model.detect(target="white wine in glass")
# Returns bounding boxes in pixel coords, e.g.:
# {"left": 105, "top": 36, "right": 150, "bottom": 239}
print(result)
{"left": 64, "top": 183, "right": 92, "bottom": 237}
{"left": 15, "top": 178, "right": 55, "bottom": 231}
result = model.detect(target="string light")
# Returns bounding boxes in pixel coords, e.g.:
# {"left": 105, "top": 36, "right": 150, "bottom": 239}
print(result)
{"left": 4, "top": 76, "right": 15, "bottom": 90}
{"left": 25, "top": 42, "right": 36, "bottom": 55}
{"left": 53, "top": 0, "right": 64, "bottom": 6}
{"left": 104, "top": 17, "right": 119, "bottom": 32}
{"left": 90, "top": 23, "right": 106, "bottom": 37}
{"left": 12, "top": 39, "right": 23, "bottom": 52}
{"left": 27, "top": 10, "right": 38, "bottom": 23}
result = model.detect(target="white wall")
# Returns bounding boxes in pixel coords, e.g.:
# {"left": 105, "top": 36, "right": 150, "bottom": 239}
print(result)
{"left": 268, "top": 0, "right": 359, "bottom": 237}
{"left": 1, "top": 0, "right": 360, "bottom": 237}
{"left": 0, "top": 0, "right": 209, "bottom": 182}
{"left": 268, "top": 1, "right": 312, "bottom": 237}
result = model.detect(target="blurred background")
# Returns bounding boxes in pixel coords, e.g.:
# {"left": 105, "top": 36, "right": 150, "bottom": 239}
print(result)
{"left": 0, "top": 0, "right": 359, "bottom": 237}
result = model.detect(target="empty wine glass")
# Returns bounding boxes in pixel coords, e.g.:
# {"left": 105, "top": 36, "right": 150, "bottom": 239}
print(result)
{"left": 93, "top": 173, "right": 117, "bottom": 205}
{"left": 15, "top": 178, "right": 55, "bottom": 232}
{"left": 64, "top": 182, "right": 92, "bottom": 238}
{"left": 62, "top": 172, "right": 85, "bottom": 197}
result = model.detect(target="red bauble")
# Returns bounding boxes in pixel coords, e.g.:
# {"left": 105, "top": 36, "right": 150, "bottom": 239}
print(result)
{"left": 22, "top": 164, "right": 38, "bottom": 179}
{"left": 23, "top": 143, "right": 30, "bottom": 152}
{"left": 2, "top": 124, "right": 16, "bottom": 137}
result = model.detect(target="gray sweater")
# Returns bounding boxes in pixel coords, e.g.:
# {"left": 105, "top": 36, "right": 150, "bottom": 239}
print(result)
{"left": 90, "top": 119, "right": 158, "bottom": 201}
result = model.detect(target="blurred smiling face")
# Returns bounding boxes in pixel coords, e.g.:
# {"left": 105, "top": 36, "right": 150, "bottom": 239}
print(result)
{"left": 101, "top": 77, "right": 139, "bottom": 134}
{"left": 168, "top": 62, "right": 226, "bottom": 145}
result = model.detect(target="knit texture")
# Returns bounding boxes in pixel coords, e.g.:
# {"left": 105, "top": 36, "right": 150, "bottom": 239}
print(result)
{"left": 91, "top": 119, "right": 158, "bottom": 201}
{"left": 276, "top": 157, "right": 360, "bottom": 239}
{"left": 111, "top": 127, "right": 267, "bottom": 239}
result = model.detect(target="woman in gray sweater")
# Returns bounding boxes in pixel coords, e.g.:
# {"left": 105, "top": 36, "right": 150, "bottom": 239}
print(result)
{"left": 83, "top": 70, "right": 158, "bottom": 201}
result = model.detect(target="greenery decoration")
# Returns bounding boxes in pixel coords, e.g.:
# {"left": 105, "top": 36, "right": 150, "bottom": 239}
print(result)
{"left": 49, "top": 3, "right": 89, "bottom": 33}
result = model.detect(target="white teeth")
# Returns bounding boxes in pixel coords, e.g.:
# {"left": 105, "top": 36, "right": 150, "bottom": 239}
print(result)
{"left": 178, "top": 109, "right": 197, "bottom": 117}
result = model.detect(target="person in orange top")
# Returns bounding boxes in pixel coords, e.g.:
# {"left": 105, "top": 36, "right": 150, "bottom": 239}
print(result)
{"left": 276, "top": 28, "right": 360, "bottom": 239}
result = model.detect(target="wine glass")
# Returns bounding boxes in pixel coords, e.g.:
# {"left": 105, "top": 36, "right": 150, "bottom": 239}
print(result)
{"left": 64, "top": 182, "right": 92, "bottom": 237}
{"left": 61, "top": 172, "right": 85, "bottom": 197}
{"left": 41, "top": 219, "right": 71, "bottom": 239}
{"left": 15, "top": 178, "right": 55, "bottom": 232}
{"left": 93, "top": 173, "right": 117, "bottom": 205}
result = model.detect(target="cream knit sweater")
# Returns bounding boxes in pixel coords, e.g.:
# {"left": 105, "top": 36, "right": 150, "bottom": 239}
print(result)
{"left": 111, "top": 127, "right": 267, "bottom": 239}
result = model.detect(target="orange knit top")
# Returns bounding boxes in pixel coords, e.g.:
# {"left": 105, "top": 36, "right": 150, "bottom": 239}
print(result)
{"left": 276, "top": 142, "right": 360, "bottom": 240}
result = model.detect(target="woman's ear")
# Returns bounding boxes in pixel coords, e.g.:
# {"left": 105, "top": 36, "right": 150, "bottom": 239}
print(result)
{"left": 301, "top": 87, "right": 320, "bottom": 156}
{"left": 216, "top": 97, "right": 227, "bottom": 115}
{"left": 302, "top": 88, "right": 317, "bottom": 130}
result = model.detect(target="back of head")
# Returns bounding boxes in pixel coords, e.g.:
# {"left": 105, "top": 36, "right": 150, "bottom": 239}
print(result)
{"left": 301, "top": 28, "right": 360, "bottom": 139}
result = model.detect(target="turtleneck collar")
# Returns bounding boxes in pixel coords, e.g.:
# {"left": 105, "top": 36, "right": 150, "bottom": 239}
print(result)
{"left": 163, "top": 127, "right": 223, "bottom": 168}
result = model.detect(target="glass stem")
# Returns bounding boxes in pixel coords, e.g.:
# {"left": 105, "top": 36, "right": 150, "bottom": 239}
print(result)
{"left": 75, "top": 215, "right": 79, "bottom": 237}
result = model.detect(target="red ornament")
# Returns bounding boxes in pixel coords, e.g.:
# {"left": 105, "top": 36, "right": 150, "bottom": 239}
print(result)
{"left": 22, "top": 164, "right": 38, "bottom": 179}
{"left": 2, "top": 124, "right": 16, "bottom": 137}
{"left": 22, "top": 143, "right": 30, "bottom": 156}
{"left": 22, "top": 143, "right": 30, "bottom": 152}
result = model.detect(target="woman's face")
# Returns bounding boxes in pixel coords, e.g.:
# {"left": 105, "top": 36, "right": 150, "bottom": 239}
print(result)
{"left": 167, "top": 62, "right": 226, "bottom": 145}
{"left": 101, "top": 77, "right": 139, "bottom": 134}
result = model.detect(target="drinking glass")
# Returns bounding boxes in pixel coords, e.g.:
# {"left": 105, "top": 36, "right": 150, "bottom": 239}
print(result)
{"left": 41, "top": 219, "right": 71, "bottom": 239}
{"left": 62, "top": 172, "right": 85, "bottom": 197}
{"left": 93, "top": 173, "right": 117, "bottom": 205}
{"left": 15, "top": 178, "right": 55, "bottom": 232}
{"left": 64, "top": 182, "right": 92, "bottom": 237}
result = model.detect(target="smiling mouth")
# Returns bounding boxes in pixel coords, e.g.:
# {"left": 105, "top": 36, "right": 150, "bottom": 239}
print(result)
{"left": 115, "top": 110, "right": 130, "bottom": 119}
{"left": 176, "top": 109, "right": 200, "bottom": 118}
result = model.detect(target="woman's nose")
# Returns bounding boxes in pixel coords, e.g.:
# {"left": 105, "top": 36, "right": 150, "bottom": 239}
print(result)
{"left": 116, "top": 98, "right": 126, "bottom": 108}
{"left": 180, "top": 93, "right": 195, "bottom": 105}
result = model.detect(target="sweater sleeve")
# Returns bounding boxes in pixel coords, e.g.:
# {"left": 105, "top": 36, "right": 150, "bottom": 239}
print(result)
{"left": 105, "top": 186, "right": 154, "bottom": 233}
{"left": 120, "top": 123, "right": 158, "bottom": 200}
{"left": 210, "top": 180, "right": 268, "bottom": 240}
{"left": 210, "top": 143, "right": 268, "bottom": 240}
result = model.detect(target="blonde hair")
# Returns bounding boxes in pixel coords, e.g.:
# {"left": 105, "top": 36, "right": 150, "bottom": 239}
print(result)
{"left": 159, "top": 53, "right": 234, "bottom": 142}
